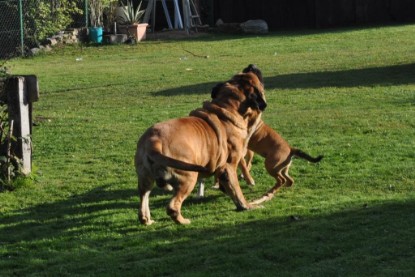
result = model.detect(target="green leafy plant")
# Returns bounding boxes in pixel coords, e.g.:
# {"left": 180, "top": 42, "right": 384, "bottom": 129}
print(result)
{"left": 24, "top": 0, "right": 82, "bottom": 45}
{"left": 89, "top": 0, "right": 104, "bottom": 27}
{"left": 89, "top": 0, "right": 117, "bottom": 27}
{"left": 119, "top": 0, "right": 144, "bottom": 25}
{"left": 0, "top": 64, "right": 23, "bottom": 191}
{"left": 0, "top": 101, "right": 23, "bottom": 191}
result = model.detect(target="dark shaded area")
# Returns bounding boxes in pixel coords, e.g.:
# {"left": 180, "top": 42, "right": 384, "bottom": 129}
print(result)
{"left": 154, "top": 63, "right": 415, "bottom": 96}
{"left": 207, "top": 0, "right": 415, "bottom": 30}
{"left": 1, "top": 183, "right": 414, "bottom": 275}
{"left": 265, "top": 63, "right": 415, "bottom": 89}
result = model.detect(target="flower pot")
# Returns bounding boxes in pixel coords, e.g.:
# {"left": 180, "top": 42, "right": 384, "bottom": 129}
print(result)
{"left": 89, "top": 26, "right": 103, "bottom": 43}
{"left": 127, "top": 23, "right": 148, "bottom": 41}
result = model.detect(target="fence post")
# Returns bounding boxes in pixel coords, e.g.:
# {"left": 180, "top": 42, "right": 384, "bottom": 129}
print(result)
{"left": 18, "top": 0, "right": 24, "bottom": 56}
{"left": 5, "top": 76, "right": 39, "bottom": 175}
{"left": 85, "top": 0, "right": 89, "bottom": 28}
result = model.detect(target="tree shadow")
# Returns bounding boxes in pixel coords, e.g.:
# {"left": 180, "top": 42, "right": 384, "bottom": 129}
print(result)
{"left": 116, "top": 199, "right": 415, "bottom": 276}
{"left": 3, "top": 192, "right": 414, "bottom": 275}
{"left": 153, "top": 63, "right": 415, "bottom": 97}
{"left": 152, "top": 81, "right": 218, "bottom": 97}
{"left": 265, "top": 63, "right": 415, "bottom": 89}
{"left": 147, "top": 24, "right": 410, "bottom": 43}
{"left": 0, "top": 184, "right": 221, "bottom": 245}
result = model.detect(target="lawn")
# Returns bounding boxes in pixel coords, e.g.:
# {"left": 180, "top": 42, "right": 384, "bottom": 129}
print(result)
{"left": 1, "top": 24, "right": 415, "bottom": 276}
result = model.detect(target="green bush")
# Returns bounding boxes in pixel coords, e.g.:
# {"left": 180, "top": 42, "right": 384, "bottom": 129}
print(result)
{"left": 0, "top": 66, "right": 23, "bottom": 191}
{"left": 24, "top": 0, "right": 83, "bottom": 45}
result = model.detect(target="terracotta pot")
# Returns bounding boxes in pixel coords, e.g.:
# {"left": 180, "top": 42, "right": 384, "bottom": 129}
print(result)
{"left": 127, "top": 23, "right": 148, "bottom": 41}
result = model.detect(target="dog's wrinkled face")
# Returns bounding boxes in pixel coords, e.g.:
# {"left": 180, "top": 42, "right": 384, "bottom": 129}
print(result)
{"left": 211, "top": 72, "right": 266, "bottom": 112}
{"left": 232, "top": 72, "right": 267, "bottom": 111}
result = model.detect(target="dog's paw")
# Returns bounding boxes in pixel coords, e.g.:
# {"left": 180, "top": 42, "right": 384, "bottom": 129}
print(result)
{"left": 248, "top": 203, "right": 264, "bottom": 209}
{"left": 163, "top": 184, "right": 174, "bottom": 191}
{"left": 141, "top": 219, "right": 155, "bottom": 226}
{"left": 212, "top": 183, "right": 220, "bottom": 189}
{"left": 175, "top": 217, "right": 191, "bottom": 225}
{"left": 249, "top": 197, "right": 268, "bottom": 205}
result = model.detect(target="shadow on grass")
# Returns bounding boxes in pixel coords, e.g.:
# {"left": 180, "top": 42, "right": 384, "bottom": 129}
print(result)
{"left": 145, "top": 24, "right": 411, "bottom": 43}
{"left": 154, "top": 63, "right": 415, "bottom": 96}
{"left": 0, "top": 184, "right": 222, "bottom": 243}
{"left": 1, "top": 183, "right": 414, "bottom": 275}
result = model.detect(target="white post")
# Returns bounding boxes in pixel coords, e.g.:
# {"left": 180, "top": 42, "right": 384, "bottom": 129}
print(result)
{"left": 182, "top": 0, "right": 190, "bottom": 33}
{"left": 173, "top": 0, "right": 183, "bottom": 29}
{"left": 161, "top": 0, "right": 173, "bottom": 29}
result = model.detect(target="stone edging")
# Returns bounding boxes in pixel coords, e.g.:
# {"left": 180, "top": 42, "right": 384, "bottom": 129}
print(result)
{"left": 28, "top": 28, "right": 87, "bottom": 56}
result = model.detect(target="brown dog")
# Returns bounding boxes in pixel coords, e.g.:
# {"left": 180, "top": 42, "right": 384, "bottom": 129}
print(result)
{"left": 196, "top": 121, "right": 323, "bottom": 199}
{"left": 242, "top": 120, "right": 323, "bottom": 204}
{"left": 135, "top": 69, "right": 266, "bottom": 225}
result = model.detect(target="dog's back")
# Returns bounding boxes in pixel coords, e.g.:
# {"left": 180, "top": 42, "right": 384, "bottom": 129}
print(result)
{"left": 248, "top": 121, "right": 291, "bottom": 159}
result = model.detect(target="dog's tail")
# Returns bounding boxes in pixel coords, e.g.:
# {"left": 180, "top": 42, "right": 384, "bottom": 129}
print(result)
{"left": 148, "top": 151, "right": 210, "bottom": 173}
{"left": 291, "top": 148, "right": 323, "bottom": 163}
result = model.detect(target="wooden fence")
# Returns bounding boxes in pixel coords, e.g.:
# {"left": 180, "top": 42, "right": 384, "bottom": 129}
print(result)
{"left": 206, "top": 0, "right": 415, "bottom": 29}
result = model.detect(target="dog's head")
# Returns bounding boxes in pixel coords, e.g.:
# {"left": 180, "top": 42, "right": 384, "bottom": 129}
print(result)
{"left": 211, "top": 72, "right": 266, "bottom": 113}
{"left": 231, "top": 72, "right": 267, "bottom": 112}
{"left": 212, "top": 65, "right": 266, "bottom": 112}
{"left": 242, "top": 64, "right": 264, "bottom": 86}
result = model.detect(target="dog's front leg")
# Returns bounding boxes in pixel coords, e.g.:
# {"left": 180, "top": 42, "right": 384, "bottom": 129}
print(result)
{"left": 238, "top": 156, "right": 255, "bottom": 186}
{"left": 218, "top": 164, "right": 252, "bottom": 210}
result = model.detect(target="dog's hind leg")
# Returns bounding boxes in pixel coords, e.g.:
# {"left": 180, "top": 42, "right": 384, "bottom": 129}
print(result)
{"left": 138, "top": 175, "right": 155, "bottom": 225}
{"left": 250, "top": 176, "right": 284, "bottom": 205}
{"left": 281, "top": 162, "right": 294, "bottom": 187}
{"left": 167, "top": 172, "right": 198, "bottom": 224}
{"left": 250, "top": 158, "right": 291, "bottom": 205}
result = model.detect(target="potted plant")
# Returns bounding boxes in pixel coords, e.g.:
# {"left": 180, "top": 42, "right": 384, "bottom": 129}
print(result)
{"left": 118, "top": 0, "right": 148, "bottom": 42}
{"left": 89, "top": 0, "right": 105, "bottom": 43}
{"left": 104, "top": 0, "right": 120, "bottom": 34}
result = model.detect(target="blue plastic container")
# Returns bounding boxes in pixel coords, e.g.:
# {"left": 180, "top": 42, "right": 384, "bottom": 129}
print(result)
{"left": 89, "top": 27, "right": 103, "bottom": 44}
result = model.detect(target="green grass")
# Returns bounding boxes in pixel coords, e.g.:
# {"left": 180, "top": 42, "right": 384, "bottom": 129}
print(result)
{"left": 1, "top": 24, "right": 415, "bottom": 276}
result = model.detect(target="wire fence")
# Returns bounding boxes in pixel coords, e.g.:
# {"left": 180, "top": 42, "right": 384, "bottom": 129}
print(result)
{"left": 0, "top": 0, "right": 88, "bottom": 59}
{"left": 0, "top": 0, "right": 22, "bottom": 59}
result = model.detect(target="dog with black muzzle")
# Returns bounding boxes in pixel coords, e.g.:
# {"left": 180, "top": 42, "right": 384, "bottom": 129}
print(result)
{"left": 135, "top": 66, "right": 266, "bottom": 225}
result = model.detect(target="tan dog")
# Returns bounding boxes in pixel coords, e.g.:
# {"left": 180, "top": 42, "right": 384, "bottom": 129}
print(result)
{"left": 196, "top": 121, "right": 323, "bottom": 199}
{"left": 135, "top": 69, "right": 266, "bottom": 225}
{"left": 242, "top": 120, "right": 323, "bottom": 204}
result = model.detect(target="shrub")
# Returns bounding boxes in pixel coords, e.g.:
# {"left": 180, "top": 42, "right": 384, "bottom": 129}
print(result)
{"left": 24, "top": 0, "right": 83, "bottom": 46}
{"left": 0, "top": 65, "right": 23, "bottom": 191}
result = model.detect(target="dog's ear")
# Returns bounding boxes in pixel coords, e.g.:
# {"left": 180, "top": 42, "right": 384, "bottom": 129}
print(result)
{"left": 211, "top": 82, "right": 225, "bottom": 99}
{"left": 242, "top": 64, "right": 263, "bottom": 86}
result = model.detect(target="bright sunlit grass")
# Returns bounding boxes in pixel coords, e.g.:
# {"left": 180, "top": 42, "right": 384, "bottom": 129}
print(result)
{"left": 1, "top": 24, "right": 415, "bottom": 276}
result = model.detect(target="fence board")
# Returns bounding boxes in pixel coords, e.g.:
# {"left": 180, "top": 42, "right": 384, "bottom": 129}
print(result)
{"left": 209, "top": 0, "right": 415, "bottom": 30}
